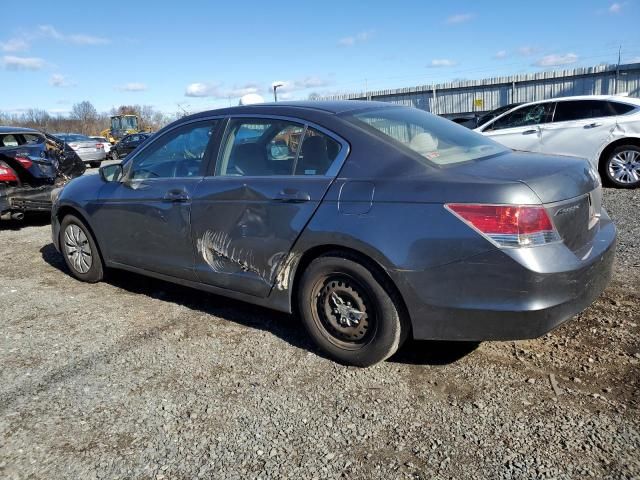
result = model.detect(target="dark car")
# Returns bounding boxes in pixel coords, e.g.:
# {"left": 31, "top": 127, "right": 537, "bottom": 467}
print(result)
{"left": 110, "top": 132, "right": 151, "bottom": 160}
{"left": 51, "top": 101, "right": 615, "bottom": 366}
{"left": 1, "top": 127, "right": 85, "bottom": 220}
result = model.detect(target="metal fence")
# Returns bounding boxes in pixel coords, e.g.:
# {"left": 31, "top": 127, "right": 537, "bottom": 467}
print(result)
{"left": 322, "top": 63, "right": 640, "bottom": 118}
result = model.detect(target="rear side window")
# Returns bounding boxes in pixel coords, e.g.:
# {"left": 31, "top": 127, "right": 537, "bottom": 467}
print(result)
{"left": 23, "top": 134, "right": 43, "bottom": 145}
{"left": 553, "top": 100, "right": 615, "bottom": 122}
{"left": 349, "top": 107, "right": 507, "bottom": 166}
{"left": 0, "top": 134, "right": 19, "bottom": 147}
{"left": 487, "top": 103, "right": 555, "bottom": 130}
{"left": 217, "top": 118, "right": 341, "bottom": 176}
{"left": 610, "top": 101, "right": 636, "bottom": 115}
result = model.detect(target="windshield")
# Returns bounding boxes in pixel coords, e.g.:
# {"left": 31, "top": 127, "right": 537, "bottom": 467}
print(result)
{"left": 121, "top": 116, "right": 138, "bottom": 130}
{"left": 347, "top": 107, "right": 508, "bottom": 165}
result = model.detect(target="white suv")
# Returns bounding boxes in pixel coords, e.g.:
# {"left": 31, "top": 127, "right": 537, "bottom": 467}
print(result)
{"left": 475, "top": 95, "right": 640, "bottom": 188}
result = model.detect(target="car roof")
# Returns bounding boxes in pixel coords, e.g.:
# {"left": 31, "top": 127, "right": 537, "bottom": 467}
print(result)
{"left": 183, "top": 100, "right": 398, "bottom": 121}
{"left": 0, "top": 126, "right": 42, "bottom": 134}
{"left": 517, "top": 94, "right": 640, "bottom": 107}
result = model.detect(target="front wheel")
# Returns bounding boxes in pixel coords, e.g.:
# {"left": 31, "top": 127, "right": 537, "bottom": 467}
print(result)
{"left": 298, "top": 254, "right": 407, "bottom": 367}
{"left": 59, "top": 214, "right": 104, "bottom": 283}
{"left": 602, "top": 145, "right": 640, "bottom": 188}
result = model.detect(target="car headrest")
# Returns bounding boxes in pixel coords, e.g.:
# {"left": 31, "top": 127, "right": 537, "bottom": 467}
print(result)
{"left": 297, "top": 136, "right": 329, "bottom": 175}
{"left": 409, "top": 132, "right": 439, "bottom": 154}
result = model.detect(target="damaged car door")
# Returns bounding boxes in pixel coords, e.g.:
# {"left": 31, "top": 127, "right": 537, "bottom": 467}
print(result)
{"left": 191, "top": 116, "right": 346, "bottom": 297}
{"left": 94, "top": 120, "right": 220, "bottom": 279}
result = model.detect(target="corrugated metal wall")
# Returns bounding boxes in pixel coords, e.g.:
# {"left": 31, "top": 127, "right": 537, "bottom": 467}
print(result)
{"left": 323, "top": 63, "right": 640, "bottom": 117}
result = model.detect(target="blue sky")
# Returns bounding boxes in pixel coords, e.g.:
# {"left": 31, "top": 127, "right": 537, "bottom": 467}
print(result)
{"left": 1, "top": 0, "right": 639, "bottom": 116}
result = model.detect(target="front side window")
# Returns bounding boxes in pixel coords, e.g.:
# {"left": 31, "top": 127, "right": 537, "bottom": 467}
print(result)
{"left": 127, "top": 121, "right": 218, "bottom": 180}
{"left": 217, "top": 118, "right": 341, "bottom": 176}
{"left": 347, "top": 107, "right": 507, "bottom": 166}
{"left": 487, "top": 103, "right": 555, "bottom": 131}
{"left": 610, "top": 102, "right": 636, "bottom": 115}
{"left": 553, "top": 100, "right": 616, "bottom": 122}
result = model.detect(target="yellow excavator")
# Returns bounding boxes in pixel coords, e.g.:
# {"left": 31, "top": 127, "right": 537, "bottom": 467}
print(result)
{"left": 100, "top": 114, "right": 140, "bottom": 144}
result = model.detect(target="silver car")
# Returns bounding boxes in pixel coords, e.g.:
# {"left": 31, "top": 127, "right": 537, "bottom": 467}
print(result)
{"left": 54, "top": 133, "right": 106, "bottom": 168}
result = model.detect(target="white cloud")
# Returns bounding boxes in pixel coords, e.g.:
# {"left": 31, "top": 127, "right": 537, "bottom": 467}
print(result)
{"left": 446, "top": 13, "right": 474, "bottom": 24}
{"left": 518, "top": 46, "right": 539, "bottom": 56}
{"left": 428, "top": 58, "right": 458, "bottom": 68}
{"left": 2, "top": 55, "right": 45, "bottom": 70}
{"left": 49, "top": 73, "right": 75, "bottom": 87}
{"left": 116, "top": 82, "right": 148, "bottom": 92}
{"left": 534, "top": 53, "right": 578, "bottom": 67}
{"left": 338, "top": 30, "right": 373, "bottom": 47}
{"left": 37, "top": 25, "right": 109, "bottom": 45}
{"left": 609, "top": 2, "right": 623, "bottom": 13}
{"left": 494, "top": 50, "right": 508, "bottom": 59}
{"left": 0, "top": 38, "right": 29, "bottom": 52}
{"left": 185, "top": 82, "right": 220, "bottom": 97}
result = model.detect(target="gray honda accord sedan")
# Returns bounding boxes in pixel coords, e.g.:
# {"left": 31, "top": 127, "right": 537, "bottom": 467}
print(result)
{"left": 51, "top": 101, "right": 616, "bottom": 366}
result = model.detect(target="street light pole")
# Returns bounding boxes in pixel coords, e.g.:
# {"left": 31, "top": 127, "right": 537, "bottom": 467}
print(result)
{"left": 273, "top": 83, "right": 283, "bottom": 102}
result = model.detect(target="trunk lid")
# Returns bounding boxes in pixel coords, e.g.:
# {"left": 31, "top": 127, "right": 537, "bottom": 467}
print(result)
{"left": 458, "top": 151, "right": 601, "bottom": 252}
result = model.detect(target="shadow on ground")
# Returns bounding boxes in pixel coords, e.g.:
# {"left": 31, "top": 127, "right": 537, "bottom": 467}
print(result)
{"left": 40, "top": 242, "right": 477, "bottom": 368}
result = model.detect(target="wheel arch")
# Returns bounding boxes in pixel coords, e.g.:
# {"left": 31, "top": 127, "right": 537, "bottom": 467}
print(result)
{"left": 56, "top": 204, "right": 105, "bottom": 265}
{"left": 598, "top": 136, "right": 640, "bottom": 168}
{"left": 288, "top": 243, "right": 411, "bottom": 334}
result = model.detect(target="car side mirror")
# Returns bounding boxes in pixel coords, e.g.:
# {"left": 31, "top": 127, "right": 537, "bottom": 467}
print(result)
{"left": 99, "top": 163, "right": 123, "bottom": 182}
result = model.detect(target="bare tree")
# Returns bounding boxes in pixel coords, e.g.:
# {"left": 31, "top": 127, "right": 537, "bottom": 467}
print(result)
{"left": 71, "top": 101, "right": 98, "bottom": 135}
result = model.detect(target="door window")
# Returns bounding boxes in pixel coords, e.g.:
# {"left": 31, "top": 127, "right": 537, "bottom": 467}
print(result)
{"left": 217, "top": 119, "right": 341, "bottom": 176}
{"left": 553, "top": 100, "right": 616, "bottom": 122}
{"left": 126, "top": 121, "right": 218, "bottom": 179}
{"left": 0, "top": 134, "right": 19, "bottom": 147}
{"left": 609, "top": 101, "right": 636, "bottom": 115}
{"left": 486, "top": 103, "right": 554, "bottom": 131}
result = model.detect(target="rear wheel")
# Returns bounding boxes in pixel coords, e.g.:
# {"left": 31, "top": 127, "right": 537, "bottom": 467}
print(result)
{"left": 602, "top": 145, "right": 640, "bottom": 188}
{"left": 111, "top": 150, "right": 119, "bottom": 160}
{"left": 298, "top": 254, "right": 407, "bottom": 367}
{"left": 59, "top": 214, "right": 104, "bottom": 283}
{"left": 89, "top": 161, "right": 101, "bottom": 168}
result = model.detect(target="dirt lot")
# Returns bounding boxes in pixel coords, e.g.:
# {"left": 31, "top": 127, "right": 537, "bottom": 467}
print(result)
{"left": 0, "top": 188, "right": 638, "bottom": 480}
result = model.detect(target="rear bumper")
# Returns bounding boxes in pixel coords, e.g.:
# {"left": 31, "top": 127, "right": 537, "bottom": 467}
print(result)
{"left": 394, "top": 212, "right": 617, "bottom": 341}
{"left": 0, "top": 185, "right": 54, "bottom": 215}
{"left": 76, "top": 150, "right": 106, "bottom": 162}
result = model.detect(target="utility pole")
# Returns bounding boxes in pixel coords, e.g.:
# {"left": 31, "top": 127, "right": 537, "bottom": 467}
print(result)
{"left": 615, "top": 45, "right": 621, "bottom": 94}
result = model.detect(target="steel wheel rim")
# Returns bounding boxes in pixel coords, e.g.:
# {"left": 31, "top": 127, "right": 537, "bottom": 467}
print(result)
{"left": 311, "top": 273, "right": 376, "bottom": 349}
{"left": 63, "top": 224, "right": 93, "bottom": 274}
{"left": 609, "top": 150, "right": 640, "bottom": 184}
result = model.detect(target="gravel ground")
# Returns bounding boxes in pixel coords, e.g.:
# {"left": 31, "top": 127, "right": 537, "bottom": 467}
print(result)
{"left": 0, "top": 187, "right": 638, "bottom": 480}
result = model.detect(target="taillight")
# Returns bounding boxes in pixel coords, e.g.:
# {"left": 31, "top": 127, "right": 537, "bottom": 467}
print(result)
{"left": 446, "top": 203, "right": 560, "bottom": 248}
{"left": 96, "top": 143, "right": 104, "bottom": 149}
{"left": 0, "top": 161, "right": 18, "bottom": 183}
{"left": 15, "top": 156, "right": 33, "bottom": 169}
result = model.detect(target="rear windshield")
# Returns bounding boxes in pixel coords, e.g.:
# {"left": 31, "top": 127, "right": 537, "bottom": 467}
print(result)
{"left": 347, "top": 107, "right": 508, "bottom": 165}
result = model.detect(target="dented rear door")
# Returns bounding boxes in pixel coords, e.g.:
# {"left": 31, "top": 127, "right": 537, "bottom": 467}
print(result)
{"left": 190, "top": 116, "right": 348, "bottom": 298}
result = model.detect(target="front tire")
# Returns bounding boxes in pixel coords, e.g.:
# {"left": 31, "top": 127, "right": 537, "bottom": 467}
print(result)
{"left": 111, "top": 150, "right": 119, "bottom": 161}
{"left": 59, "top": 214, "right": 104, "bottom": 283}
{"left": 602, "top": 145, "right": 640, "bottom": 188}
{"left": 298, "top": 254, "right": 407, "bottom": 367}
{"left": 89, "top": 161, "right": 101, "bottom": 168}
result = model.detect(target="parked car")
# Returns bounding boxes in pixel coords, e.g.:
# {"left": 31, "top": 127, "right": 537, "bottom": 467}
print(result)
{"left": 51, "top": 101, "right": 615, "bottom": 366}
{"left": 110, "top": 132, "right": 151, "bottom": 160}
{"left": 475, "top": 95, "right": 640, "bottom": 188}
{"left": 474, "top": 102, "right": 524, "bottom": 129}
{"left": 54, "top": 133, "right": 106, "bottom": 168}
{"left": 90, "top": 136, "right": 111, "bottom": 156}
{"left": 1, "top": 127, "right": 85, "bottom": 220}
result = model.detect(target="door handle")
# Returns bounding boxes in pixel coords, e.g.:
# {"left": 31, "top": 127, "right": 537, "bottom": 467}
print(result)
{"left": 584, "top": 122, "right": 602, "bottom": 129}
{"left": 274, "top": 189, "right": 311, "bottom": 203}
{"left": 163, "top": 189, "right": 190, "bottom": 202}
{"left": 522, "top": 129, "right": 538, "bottom": 135}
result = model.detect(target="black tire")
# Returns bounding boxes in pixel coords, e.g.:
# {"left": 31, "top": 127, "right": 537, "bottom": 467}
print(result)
{"left": 59, "top": 214, "right": 104, "bottom": 283}
{"left": 298, "top": 253, "right": 407, "bottom": 367}
{"left": 89, "top": 161, "right": 101, "bottom": 168}
{"left": 111, "top": 150, "right": 119, "bottom": 161}
{"left": 601, "top": 145, "right": 640, "bottom": 189}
